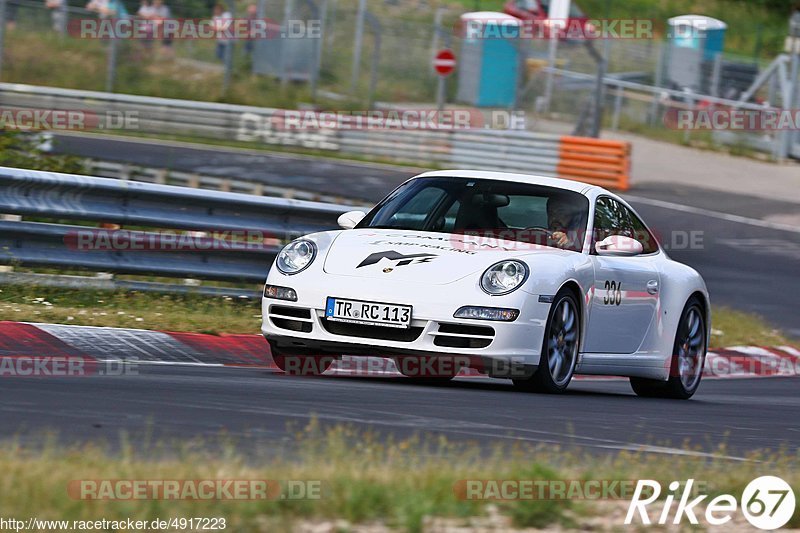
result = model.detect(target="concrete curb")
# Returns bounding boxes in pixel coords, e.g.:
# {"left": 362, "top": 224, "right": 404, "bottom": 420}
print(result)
{"left": 1, "top": 321, "right": 798, "bottom": 380}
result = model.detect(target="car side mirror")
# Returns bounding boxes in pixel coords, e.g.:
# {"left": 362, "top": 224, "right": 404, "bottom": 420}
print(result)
{"left": 337, "top": 210, "right": 366, "bottom": 230}
{"left": 595, "top": 235, "right": 644, "bottom": 257}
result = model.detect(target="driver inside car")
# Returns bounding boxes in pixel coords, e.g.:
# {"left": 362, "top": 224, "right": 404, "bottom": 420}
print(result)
{"left": 547, "top": 198, "right": 583, "bottom": 251}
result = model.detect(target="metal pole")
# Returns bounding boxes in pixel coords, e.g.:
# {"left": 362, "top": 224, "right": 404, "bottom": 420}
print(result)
{"left": 349, "top": 0, "right": 366, "bottom": 95}
{"left": 542, "top": 31, "right": 558, "bottom": 113}
{"left": 591, "top": 54, "right": 606, "bottom": 138}
{"left": 365, "top": 12, "right": 380, "bottom": 109}
{"left": 223, "top": 0, "right": 235, "bottom": 94}
{"left": 710, "top": 52, "right": 722, "bottom": 97}
{"left": 683, "top": 89, "right": 694, "bottom": 145}
{"left": 58, "top": 1, "right": 67, "bottom": 34}
{"left": 649, "top": 42, "right": 664, "bottom": 126}
{"left": 431, "top": 7, "right": 445, "bottom": 75}
{"left": 105, "top": 35, "right": 118, "bottom": 92}
{"left": 280, "top": 0, "right": 293, "bottom": 87}
{"left": 436, "top": 76, "right": 445, "bottom": 114}
{"left": 0, "top": 0, "right": 6, "bottom": 80}
{"left": 611, "top": 85, "right": 623, "bottom": 131}
{"left": 325, "top": 0, "right": 336, "bottom": 45}
{"left": 583, "top": 40, "right": 606, "bottom": 138}
{"left": 782, "top": 12, "right": 800, "bottom": 159}
{"left": 311, "top": 0, "right": 327, "bottom": 100}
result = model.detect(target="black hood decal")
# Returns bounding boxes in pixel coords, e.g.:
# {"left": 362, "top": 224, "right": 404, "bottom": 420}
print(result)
{"left": 356, "top": 250, "right": 438, "bottom": 268}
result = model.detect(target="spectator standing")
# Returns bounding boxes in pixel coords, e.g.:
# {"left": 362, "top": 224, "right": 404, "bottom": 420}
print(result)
{"left": 244, "top": 3, "right": 257, "bottom": 57}
{"left": 151, "top": 0, "right": 172, "bottom": 56}
{"left": 45, "top": 0, "right": 66, "bottom": 33}
{"left": 86, "top": 0, "right": 128, "bottom": 18}
{"left": 137, "top": 0, "right": 156, "bottom": 48}
{"left": 212, "top": 3, "right": 233, "bottom": 62}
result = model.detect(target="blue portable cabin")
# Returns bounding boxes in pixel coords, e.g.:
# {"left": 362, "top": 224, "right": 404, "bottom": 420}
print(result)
{"left": 456, "top": 12, "right": 522, "bottom": 107}
{"left": 667, "top": 14, "right": 727, "bottom": 61}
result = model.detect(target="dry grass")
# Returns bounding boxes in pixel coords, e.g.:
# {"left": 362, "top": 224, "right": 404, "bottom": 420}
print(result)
{"left": 710, "top": 306, "right": 794, "bottom": 348}
{"left": 0, "top": 421, "right": 797, "bottom": 531}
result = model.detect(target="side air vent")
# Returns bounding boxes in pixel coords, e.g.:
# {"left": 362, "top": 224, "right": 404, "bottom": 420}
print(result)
{"left": 432, "top": 323, "right": 495, "bottom": 349}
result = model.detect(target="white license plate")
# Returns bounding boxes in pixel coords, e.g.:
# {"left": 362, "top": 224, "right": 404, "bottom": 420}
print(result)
{"left": 325, "top": 297, "right": 412, "bottom": 329}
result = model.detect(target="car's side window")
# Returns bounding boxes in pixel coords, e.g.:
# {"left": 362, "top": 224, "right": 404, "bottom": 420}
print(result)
{"left": 593, "top": 197, "right": 659, "bottom": 255}
{"left": 593, "top": 197, "right": 627, "bottom": 245}
{"left": 623, "top": 207, "right": 660, "bottom": 254}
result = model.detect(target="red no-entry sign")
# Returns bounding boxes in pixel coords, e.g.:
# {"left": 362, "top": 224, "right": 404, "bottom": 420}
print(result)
{"left": 433, "top": 49, "right": 456, "bottom": 76}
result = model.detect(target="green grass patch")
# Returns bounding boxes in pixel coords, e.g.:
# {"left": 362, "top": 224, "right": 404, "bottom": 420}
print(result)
{"left": 0, "top": 284, "right": 261, "bottom": 335}
{"left": 0, "top": 422, "right": 797, "bottom": 531}
{"left": 0, "top": 284, "right": 795, "bottom": 348}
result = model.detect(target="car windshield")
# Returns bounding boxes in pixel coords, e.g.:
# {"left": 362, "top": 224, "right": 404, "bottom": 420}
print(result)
{"left": 357, "top": 177, "right": 590, "bottom": 252}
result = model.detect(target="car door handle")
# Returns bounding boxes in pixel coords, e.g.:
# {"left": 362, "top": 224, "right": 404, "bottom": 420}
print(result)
{"left": 647, "top": 280, "right": 659, "bottom": 295}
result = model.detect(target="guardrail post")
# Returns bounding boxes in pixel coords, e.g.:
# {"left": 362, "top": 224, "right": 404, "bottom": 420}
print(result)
{"left": 106, "top": 35, "right": 118, "bottom": 93}
{"left": 155, "top": 169, "right": 167, "bottom": 185}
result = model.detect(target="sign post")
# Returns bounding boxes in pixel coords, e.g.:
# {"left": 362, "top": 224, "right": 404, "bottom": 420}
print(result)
{"left": 433, "top": 49, "right": 456, "bottom": 114}
{"left": 542, "top": 0, "right": 570, "bottom": 112}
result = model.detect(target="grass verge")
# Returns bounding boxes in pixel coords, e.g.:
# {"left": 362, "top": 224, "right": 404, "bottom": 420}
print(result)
{"left": 0, "top": 284, "right": 795, "bottom": 348}
{"left": 0, "top": 421, "right": 797, "bottom": 531}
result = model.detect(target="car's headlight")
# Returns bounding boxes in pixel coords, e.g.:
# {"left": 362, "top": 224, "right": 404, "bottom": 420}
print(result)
{"left": 276, "top": 239, "right": 317, "bottom": 275}
{"left": 480, "top": 260, "right": 529, "bottom": 295}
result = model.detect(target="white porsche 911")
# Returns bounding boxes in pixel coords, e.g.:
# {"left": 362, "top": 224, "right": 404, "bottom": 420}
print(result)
{"left": 262, "top": 170, "right": 710, "bottom": 399}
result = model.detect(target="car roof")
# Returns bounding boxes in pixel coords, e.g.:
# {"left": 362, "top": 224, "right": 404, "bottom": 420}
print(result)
{"left": 412, "top": 170, "right": 606, "bottom": 196}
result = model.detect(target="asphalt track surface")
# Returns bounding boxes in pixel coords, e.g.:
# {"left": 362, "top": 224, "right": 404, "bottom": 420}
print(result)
{"left": 4, "top": 133, "right": 795, "bottom": 457}
{"left": 1, "top": 364, "right": 798, "bottom": 457}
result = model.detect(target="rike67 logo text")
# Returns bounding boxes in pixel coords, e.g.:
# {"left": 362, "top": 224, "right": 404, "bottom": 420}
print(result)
{"left": 626, "top": 476, "right": 796, "bottom": 530}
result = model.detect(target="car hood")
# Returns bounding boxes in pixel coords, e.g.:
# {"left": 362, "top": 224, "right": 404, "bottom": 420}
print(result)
{"left": 321, "top": 229, "right": 574, "bottom": 285}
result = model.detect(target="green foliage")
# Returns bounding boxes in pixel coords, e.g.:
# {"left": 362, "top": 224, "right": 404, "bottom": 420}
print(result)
{"left": 0, "top": 131, "right": 86, "bottom": 174}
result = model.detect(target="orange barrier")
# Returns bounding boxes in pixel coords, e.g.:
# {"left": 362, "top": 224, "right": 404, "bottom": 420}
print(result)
{"left": 557, "top": 136, "right": 631, "bottom": 191}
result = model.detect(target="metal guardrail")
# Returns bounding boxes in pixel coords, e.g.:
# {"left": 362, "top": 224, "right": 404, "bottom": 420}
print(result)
{"left": 0, "top": 167, "right": 355, "bottom": 284}
{"left": 0, "top": 82, "right": 632, "bottom": 190}
{"left": 83, "top": 160, "right": 366, "bottom": 205}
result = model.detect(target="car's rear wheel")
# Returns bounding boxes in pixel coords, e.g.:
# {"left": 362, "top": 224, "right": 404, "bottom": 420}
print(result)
{"left": 630, "top": 297, "right": 706, "bottom": 399}
{"left": 513, "top": 289, "right": 580, "bottom": 394}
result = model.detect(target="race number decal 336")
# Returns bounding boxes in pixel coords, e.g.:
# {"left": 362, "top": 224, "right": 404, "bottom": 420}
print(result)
{"left": 603, "top": 280, "right": 622, "bottom": 306}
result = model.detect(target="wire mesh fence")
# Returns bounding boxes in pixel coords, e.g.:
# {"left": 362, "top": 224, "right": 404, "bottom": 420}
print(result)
{"left": 0, "top": 0, "right": 797, "bottom": 159}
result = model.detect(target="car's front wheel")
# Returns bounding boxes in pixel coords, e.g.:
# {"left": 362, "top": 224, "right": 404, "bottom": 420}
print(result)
{"left": 630, "top": 297, "right": 706, "bottom": 400}
{"left": 513, "top": 289, "right": 580, "bottom": 394}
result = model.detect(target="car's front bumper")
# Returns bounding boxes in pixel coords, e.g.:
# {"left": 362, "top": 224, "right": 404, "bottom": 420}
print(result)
{"left": 260, "top": 273, "right": 552, "bottom": 369}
